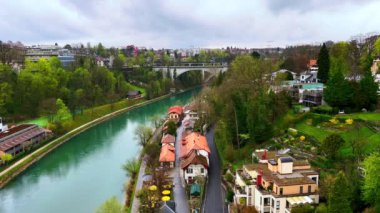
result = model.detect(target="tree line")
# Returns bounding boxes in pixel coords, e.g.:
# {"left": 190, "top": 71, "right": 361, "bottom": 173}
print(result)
{"left": 0, "top": 57, "right": 133, "bottom": 121}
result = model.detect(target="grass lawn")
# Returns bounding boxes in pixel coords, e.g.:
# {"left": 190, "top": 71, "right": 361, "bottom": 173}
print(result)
{"left": 295, "top": 123, "right": 332, "bottom": 142}
{"left": 22, "top": 117, "right": 49, "bottom": 127}
{"left": 127, "top": 83, "right": 146, "bottom": 97}
{"left": 295, "top": 115, "right": 380, "bottom": 158}
{"left": 338, "top": 112, "right": 380, "bottom": 121}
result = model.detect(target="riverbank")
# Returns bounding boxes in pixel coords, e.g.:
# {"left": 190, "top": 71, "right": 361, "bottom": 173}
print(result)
{"left": 0, "top": 94, "right": 173, "bottom": 188}
{"left": 129, "top": 125, "right": 163, "bottom": 213}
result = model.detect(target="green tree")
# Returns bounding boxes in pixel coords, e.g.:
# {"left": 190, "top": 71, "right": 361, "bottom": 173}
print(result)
{"left": 251, "top": 51, "right": 260, "bottom": 59}
{"left": 0, "top": 153, "right": 13, "bottom": 164}
{"left": 291, "top": 204, "right": 314, "bottom": 213}
{"left": 134, "top": 125, "right": 153, "bottom": 147}
{"left": 328, "top": 171, "right": 352, "bottom": 213}
{"left": 173, "top": 68, "right": 177, "bottom": 80}
{"left": 122, "top": 159, "right": 140, "bottom": 178}
{"left": 321, "top": 133, "right": 345, "bottom": 160}
{"left": 0, "top": 82, "right": 13, "bottom": 116}
{"left": 317, "top": 43, "right": 330, "bottom": 83}
{"left": 96, "top": 42, "right": 106, "bottom": 57}
{"left": 359, "top": 70, "right": 378, "bottom": 110}
{"left": 54, "top": 98, "right": 72, "bottom": 123}
{"left": 95, "top": 196, "right": 124, "bottom": 213}
{"left": 165, "top": 120, "right": 177, "bottom": 136}
{"left": 324, "top": 67, "right": 352, "bottom": 109}
{"left": 373, "top": 37, "right": 380, "bottom": 57}
{"left": 362, "top": 152, "right": 380, "bottom": 212}
{"left": 315, "top": 203, "right": 328, "bottom": 213}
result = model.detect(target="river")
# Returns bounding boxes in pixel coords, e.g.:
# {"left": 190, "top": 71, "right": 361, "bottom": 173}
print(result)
{"left": 0, "top": 88, "right": 200, "bottom": 213}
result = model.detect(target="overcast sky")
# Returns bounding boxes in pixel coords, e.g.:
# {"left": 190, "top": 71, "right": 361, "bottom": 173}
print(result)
{"left": 1, "top": 0, "right": 379, "bottom": 48}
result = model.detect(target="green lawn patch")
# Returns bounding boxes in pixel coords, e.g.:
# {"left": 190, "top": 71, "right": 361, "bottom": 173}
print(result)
{"left": 127, "top": 83, "right": 146, "bottom": 97}
{"left": 338, "top": 112, "right": 380, "bottom": 121}
{"left": 22, "top": 117, "right": 49, "bottom": 127}
{"left": 295, "top": 123, "right": 332, "bottom": 142}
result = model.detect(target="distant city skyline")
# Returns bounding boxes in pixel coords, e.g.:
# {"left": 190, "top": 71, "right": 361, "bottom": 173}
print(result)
{"left": 1, "top": 0, "right": 380, "bottom": 49}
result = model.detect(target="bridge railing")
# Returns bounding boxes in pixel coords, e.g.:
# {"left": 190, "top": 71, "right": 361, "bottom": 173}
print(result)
{"left": 153, "top": 62, "right": 228, "bottom": 68}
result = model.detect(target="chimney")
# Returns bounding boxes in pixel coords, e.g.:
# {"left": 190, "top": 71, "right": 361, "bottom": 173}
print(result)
{"left": 262, "top": 150, "right": 267, "bottom": 160}
{"left": 256, "top": 169, "right": 263, "bottom": 187}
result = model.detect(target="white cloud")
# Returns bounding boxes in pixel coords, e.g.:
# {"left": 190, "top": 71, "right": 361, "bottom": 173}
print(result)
{"left": 0, "top": 0, "right": 379, "bottom": 48}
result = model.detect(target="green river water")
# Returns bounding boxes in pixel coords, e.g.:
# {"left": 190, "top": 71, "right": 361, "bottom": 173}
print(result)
{"left": 0, "top": 88, "right": 200, "bottom": 213}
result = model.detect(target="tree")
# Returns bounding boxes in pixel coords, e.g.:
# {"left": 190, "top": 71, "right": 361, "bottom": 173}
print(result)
{"left": 251, "top": 51, "right": 260, "bottom": 59}
{"left": 95, "top": 196, "right": 124, "bottom": 213}
{"left": 0, "top": 153, "right": 13, "bottom": 164}
{"left": 315, "top": 203, "right": 328, "bottom": 213}
{"left": 134, "top": 125, "right": 153, "bottom": 147}
{"left": 122, "top": 159, "right": 139, "bottom": 178}
{"left": 54, "top": 98, "right": 72, "bottom": 123}
{"left": 151, "top": 114, "right": 162, "bottom": 129}
{"left": 328, "top": 171, "right": 352, "bottom": 213}
{"left": 373, "top": 37, "right": 380, "bottom": 57}
{"left": 173, "top": 68, "right": 177, "bottom": 80}
{"left": 362, "top": 152, "right": 380, "bottom": 212}
{"left": 39, "top": 98, "right": 57, "bottom": 122}
{"left": 359, "top": 70, "right": 378, "bottom": 110}
{"left": 0, "top": 82, "right": 13, "bottom": 116}
{"left": 321, "top": 133, "right": 345, "bottom": 160}
{"left": 317, "top": 43, "right": 330, "bottom": 83}
{"left": 291, "top": 204, "right": 314, "bottom": 213}
{"left": 323, "top": 67, "right": 352, "bottom": 109}
{"left": 165, "top": 120, "right": 177, "bottom": 136}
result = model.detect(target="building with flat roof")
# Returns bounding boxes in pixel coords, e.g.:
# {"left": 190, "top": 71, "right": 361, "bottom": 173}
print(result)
{"left": 234, "top": 155, "right": 319, "bottom": 213}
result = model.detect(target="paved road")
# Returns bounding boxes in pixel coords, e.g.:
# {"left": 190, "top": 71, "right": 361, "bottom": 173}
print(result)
{"left": 203, "top": 127, "right": 225, "bottom": 213}
{"left": 172, "top": 126, "right": 190, "bottom": 213}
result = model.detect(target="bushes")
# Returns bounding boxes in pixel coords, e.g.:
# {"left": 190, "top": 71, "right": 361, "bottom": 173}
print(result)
{"left": 225, "top": 173, "right": 234, "bottom": 183}
{"left": 312, "top": 105, "right": 336, "bottom": 115}
{"left": 227, "top": 190, "right": 235, "bottom": 202}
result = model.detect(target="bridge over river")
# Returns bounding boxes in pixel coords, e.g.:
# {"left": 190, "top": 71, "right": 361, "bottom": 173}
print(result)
{"left": 0, "top": 88, "right": 201, "bottom": 213}
{"left": 153, "top": 63, "right": 229, "bottom": 81}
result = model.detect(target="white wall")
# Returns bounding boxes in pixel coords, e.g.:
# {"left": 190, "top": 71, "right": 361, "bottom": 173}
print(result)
{"left": 183, "top": 164, "right": 207, "bottom": 183}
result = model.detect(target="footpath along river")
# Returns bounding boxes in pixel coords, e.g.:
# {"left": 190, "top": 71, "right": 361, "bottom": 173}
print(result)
{"left": 0, "top": 88, "right": 200, "bottom": 213}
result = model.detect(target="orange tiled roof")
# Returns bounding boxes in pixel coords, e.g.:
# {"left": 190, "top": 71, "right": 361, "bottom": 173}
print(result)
{"left": 180, "top": 132, "right": 210, "bottom": 158}
{"left": 159, "top": 144, "right": 175, "bottom": 162}
{"left": 308, "top": 59, "right": 317, "bottom": 67}
{"left": 161, "top": 134, "right": 175, "bottom": 144}
{"left": 168, "top": 106, "right": 183, "bottom": 115}
{"left": 180, "top": 151, "right": 208, "bottom": 169}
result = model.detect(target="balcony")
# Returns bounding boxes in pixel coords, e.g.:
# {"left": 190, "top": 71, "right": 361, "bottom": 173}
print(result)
{"left": 236, "top": 169, "right": 255, "bottom": 187}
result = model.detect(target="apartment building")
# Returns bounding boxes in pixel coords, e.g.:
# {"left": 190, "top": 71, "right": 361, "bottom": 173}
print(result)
{"left": 234, "top": 154, "right": 319, "bottom": 213}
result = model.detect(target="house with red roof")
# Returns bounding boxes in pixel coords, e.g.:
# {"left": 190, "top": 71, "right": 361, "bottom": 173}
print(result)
{"left": 161, "top": 134, "right": 175, "bottom": 146}
{"left": 179, "top": 132, "right": 211, "bottom": 183}
{"left": 168, "top": 106, "right": 183, "bottom": 123}
{"left": 159, "top": 144, "right": 175, "bottom": 168}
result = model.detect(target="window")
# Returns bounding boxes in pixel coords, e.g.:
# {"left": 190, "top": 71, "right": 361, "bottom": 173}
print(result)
{"left": 276, "top": 201, "right": 280, "bottom": 210}
{"left": 187, "top": 168, "right": 193, "bottom": 174}
{"left": 201, "top": 168, "right": 204, "bottom": 174}
{"left": 280, "top": 188, "right": 283, "bottom": 195}
{"left": 263, "top": 198, "right": 270, "bottom": 206}
{"left": 300, "top": 186, "right": 303, "bottom": 194}
{"left": 308, "top": 185, "right": 311, "bottom": 193}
